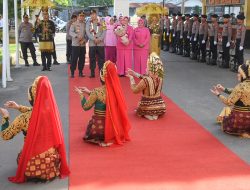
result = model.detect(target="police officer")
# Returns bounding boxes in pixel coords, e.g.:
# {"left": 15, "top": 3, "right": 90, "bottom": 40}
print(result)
{"left": 66, "top": 14, "right": 77, "bottom": 63}
{"left": 69, "top": 12, "right": 87, "bottom": 78}
{"left": 18, "top": 14, "right": 40, "bottom": 66}
{"left": 221, "top": 14, "right": 232, "bottom": 68}
{"left": 170, "top": 13, "right": 177, "bottom": 53}
{"left": 183, "top": 14, "right": 192, "bottom": 57}
{"left": 198, "top": 15, "right": 208, "bottom": 62}
{"left": 208, "top": 14, "right": 219, "bottom": 65}
{"left": 191, "top": 14, "right": 200, "bottom": 60}
{"left": 176, "top": 13, "right": 184, "bottom": 55}
{"left": 163, "top": 14, "right": 170, "bottom": 51}
{"left": 235, "top": 14, "right": 246, "bottom": 66}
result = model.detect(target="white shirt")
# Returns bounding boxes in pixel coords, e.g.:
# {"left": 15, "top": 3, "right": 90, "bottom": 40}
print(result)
{"left": 0, "top": 18, "right": 3, "bottom": 28}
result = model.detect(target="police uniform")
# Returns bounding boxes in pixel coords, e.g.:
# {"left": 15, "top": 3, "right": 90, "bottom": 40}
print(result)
{"left": 163, "top": 15, "right": 170, "bottom": 51}
{"left": 235, "top": 14, "right": 246, "bottom": 66}
{"left": 208, "top": 14, "right": 219, "bottom": 65}
{"left": 69, "top": 12, "right": 87, "bottom": 78}
{"left": 183, "top": 14, "right": 192, "bottom": 57}
{"left": 221, "top": 14, "right": 232, "bottom": 68}
{"left": 176, "top": 13, "right": 184, "bottom": 55}
{"left": 18, "top": 15, "right": 39, "bottom": 66}
{"left": 191, "top": 14, "right": 200, "bottom": 59}
{"left": 198, "top": 15, "right": 208, "bottom": 62}
{"left": 170, "top": 13, "right": 177, "bottom": 53}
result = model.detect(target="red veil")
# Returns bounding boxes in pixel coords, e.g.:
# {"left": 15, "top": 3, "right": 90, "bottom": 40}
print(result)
{"left": 9, "top": 76, "right": 70, "bottom": 183}
{"left": 104, "top": 63, "right": 131, "bottom": 144}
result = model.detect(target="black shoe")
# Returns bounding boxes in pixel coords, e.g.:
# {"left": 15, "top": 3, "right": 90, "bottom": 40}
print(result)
{"left": 48, "top": 67, "right": 52, "bottom": 71}
{"left": 33, "top": 62, "right": 40, "bottom": 66}
{"left": 25, "top": 61, "right": 30, "bottom": 67}
{"left": 53, "top": 61, "right": 60, "bottom": 65}
{"left": 89, "top": 75, "right": 95, "bottom": 78}
{"left": 200, "top": 59, "right": 206, "bottom": 63}
{"left": 79, "top": 73, "right": 85, "bottom": 77}
{"left": 42, "top": 67, "right": 47, "bottom": 71}
{"left": 71, "top": 75, "right": 74, "bottom": 78}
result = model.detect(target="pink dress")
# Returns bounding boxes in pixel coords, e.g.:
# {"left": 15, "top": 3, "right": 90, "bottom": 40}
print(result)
{"left": 133, "top": 26, "right": 150, "bottom": 75}
{"left": 116, "top": 25, "right": 134, "bottom": 75}
{"left": 104, "top": 24, "right": 117, "bottom": 63}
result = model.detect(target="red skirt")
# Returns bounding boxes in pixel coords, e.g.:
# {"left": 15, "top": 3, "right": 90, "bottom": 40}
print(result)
{"left": 222, "top": 107, "right": 250, "bottom": 136}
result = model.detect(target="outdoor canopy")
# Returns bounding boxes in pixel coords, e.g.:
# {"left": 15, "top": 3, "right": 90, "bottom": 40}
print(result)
{"left": 136, "top": 3, "right": 169, "bottom": 16}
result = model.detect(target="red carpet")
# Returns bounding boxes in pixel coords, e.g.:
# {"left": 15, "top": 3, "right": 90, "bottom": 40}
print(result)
{"left": 69, "top": 68, "right": 250, "bottom": 190}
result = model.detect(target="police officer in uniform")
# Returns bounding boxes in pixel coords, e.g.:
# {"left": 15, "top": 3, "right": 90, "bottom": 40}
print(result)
{"left": 191, "top": 14, "right": 200, "bottom": 60}
{"left": 198, "top": 15, "right": 208, "bottom": 62}
{"left": 69, "top": 12, "right": 87, "bottom": 78}
{"left": 221, "top": 14, "right": 232, "bottom": 68}
{"left": 183, "top": 14, "right": 192, "bottom": 57}
{"left": 18, "top": 14, "right": 40, "bottom": 66}
{"left": 235, "top": 14, "right": 246, "bottom": 67}
{"left": 176, "top": 13, "right": 184, "bottom": 55}
{"left": 163, "top": 14, "right": 170, "bottom": 51}
{"left": 170, "top": 13, "right": 177, "bottom": 53}
{"left": 208, "top": 14, "right": 219, "bottom": 65}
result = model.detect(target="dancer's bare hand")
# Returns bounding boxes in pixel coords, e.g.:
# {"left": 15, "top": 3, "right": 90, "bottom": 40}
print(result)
{"left": 4, "top": 101, "right": 19, "bottom": 110}
{"left": 216, "top": 84, "right": 225, "bottom": 92}
{"left": 0, "top": 108, "right": 9, "bottom": 117}
{"left": 127, "top": 68, "right": 136, "bottom": 76}
{"left": 78, "top": 87, "right": 91, "bottom": 95}
{"left": 210, "top": 86, "right": 220, "bottom": 96}
{"left": 74, "top": 86, "right": 83, "bottom": 96}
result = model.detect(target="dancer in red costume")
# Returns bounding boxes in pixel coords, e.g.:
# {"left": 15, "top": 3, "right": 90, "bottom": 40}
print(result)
{"left": 0, "top": 76, "right": 70, "bottom": 183}
{"left": 75, "top": 61, "right": 131, "bottom": 146}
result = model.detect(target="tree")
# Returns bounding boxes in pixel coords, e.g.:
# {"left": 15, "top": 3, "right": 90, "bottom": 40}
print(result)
{"left": 0, "top": 0, "right": 22, "bottom": 18}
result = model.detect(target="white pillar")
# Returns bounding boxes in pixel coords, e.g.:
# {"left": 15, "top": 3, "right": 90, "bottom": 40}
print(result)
{"left": 2, "top": 0, "right": 8, "bottom": 88}
{"left": 14, "top": 0, "right": 20, "bottom": 68}
{"left": 114, "top": 0, "right": 129, "bottom": 16}
{"left": 181, "top": 0, "right": 185, "bottom": 14}
{"left": 21, "top": 0, "right": 24, "bottom": 20}
{"left": 26, "top": 7, "right": 30, "bottom": 16}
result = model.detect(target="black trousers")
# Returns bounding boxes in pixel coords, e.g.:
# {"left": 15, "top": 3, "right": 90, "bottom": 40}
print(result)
{"left": 209, "top": 36, "right": 217, "bottom": 62}
{"left": 183, "top": 31, "right": 190, "bottom": 56}
{"left": 66, "top": 39, "right": 72, "bottom": 60}
{"left": 222, "top": 36, "right": 230, "bottom": 67}
{"left": 199, "top": 34, "right": 207, "bottom": 60}
{"left": 170, "top": 29, "right": 176, "bottom": 52}
{"left": 41, "top": 52, "right": 52, "bottom": 69}
{"left": 89, "top": 46, "right": 105, "bottom": 74}
{"left": 163, "top": 29, "right": 170, "bottom": 50}
{"left": 235, "top": 39, "right": 244, "bottom": 65}
{"left": 176, "top": 31, "right": 183, "bottom": 54}
{"left": 20, "top": 42, "right": 37, "bottom": 62}
{"left": 191, "top": 34, "right": 198, "bottom": 58}
{"left": 71, "top": 46, "right": 86, "bottom": 74}
{"left": 52, "top": 39, "right": 57, "bottom": 61}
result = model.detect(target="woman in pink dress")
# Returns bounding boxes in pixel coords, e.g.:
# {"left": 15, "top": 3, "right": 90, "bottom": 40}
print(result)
{"left": 104, "top": 16, "right": 117, "bottom": 63}
{"left": 116, "top": 16, "right": 134, "bottom": 76}
{"left": 133, "top": 18, "right": 150, "bottom": 75}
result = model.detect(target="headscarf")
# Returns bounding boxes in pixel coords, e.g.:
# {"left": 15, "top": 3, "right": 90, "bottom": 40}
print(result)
{"left": 238, "top": 61, "right": 250, "bottom": 81}
{"left": 9, "top": 76, "right": 70, "bottom": 183}
{"left": 100, "top": 61, "right": 131, "bottom": 144}
{"left": 147, "top": 52, "right": 164, "bottom": 78}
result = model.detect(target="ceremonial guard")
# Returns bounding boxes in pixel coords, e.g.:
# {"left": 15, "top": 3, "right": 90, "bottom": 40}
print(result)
{"left": 176, "top": 13, "right": 184, "bottom": 55}
{"left": 18, "top": 14, "right": 40, "bottom": 66}
{"left": 183, "top": 14, "right": 192, "bottom": 57}
{"left": 235, "top": 14, "right": 246, "bottom": 67}
{"left": 69, "top": 12, "right": 87, "bottom": 78}
{"left": 37, "top": 10, "right": 56, "bottom": 71}
{"left": 208, "top": 14, "right": 219, "bottom": 65}
{"left": 191, "top": 14, "right": 200, "bottom": 60}
{"left": 198, "top": 15, "right": 208, "bottom": 62}
{"left": 170, "top": 13, "right": 177, "bottom": 53}
{"left": 221, "top": 14, "right": 232, "bottom": 68}
{"left": 163, "top": 14, "right": 170, "bottom": 51}
{"left": 86, "top": 10, "right": 105, "bottom": 78}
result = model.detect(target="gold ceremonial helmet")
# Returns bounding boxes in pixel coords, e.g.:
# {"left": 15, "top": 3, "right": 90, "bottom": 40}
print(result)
{"left": 100, "top": 61, "right": 113, "bottom": 82}
{"left": 147, "top": 52, "right": 164, "bottom": 78}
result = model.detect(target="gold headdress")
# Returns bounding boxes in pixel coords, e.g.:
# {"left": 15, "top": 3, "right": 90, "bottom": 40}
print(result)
{"left": 147, "top": 52, "right": 164, "bottom": 78}
{"left": 100, "top": 61, "right": 113, "bottom": 82}
{"left": 238, "top": 60, "right": 250, "bottom": 80}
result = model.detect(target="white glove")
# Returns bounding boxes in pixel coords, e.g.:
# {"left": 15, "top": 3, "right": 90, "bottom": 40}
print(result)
{"left": 173, "top": 34, "right": 175, "bottom": 37}
{"left": 226, "top": 42, "right": 230, "bottom": 47}
{"left": 194, "top": 37, "right": 197, "bottom": 41}
{"left": 180, "top": 36, "right": 183, "bottom": 39}
{"left": 214, "top": 41, "right": 217, "bottom": 45}
{"left": 167, "top": 32, "right": 169, "bottom": 36}
{"left": 202, "top": 40, "right": 205, "bottom": 44}
{"left": 240, "top": 46, "right": 244, "bottom": 51}
{"left": 187, "top": 36, "right": 190, "bottom": 39}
